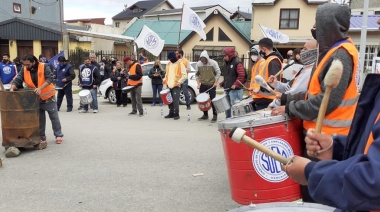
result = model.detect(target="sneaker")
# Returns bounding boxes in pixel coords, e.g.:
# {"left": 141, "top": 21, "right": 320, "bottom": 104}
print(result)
{"left": 93, "top": 109, "right": 98, "bottom": 113}
{"left": 198, "top": 115, "right": 209, "bottom": 120}
{"left": 79, "top": 110, "right": 88, "bottom": 113}
{"left": 139, "top": 113, "right": 144, "bottom": 117}
{"left": 67, "top": 109, "right": 72, "bottom": 112}
{"left": 56, "top": 137, "right": 63, "bottom": 144}
{"left": 34, "top": 139, "right": 47, "bottom": 150}
{"left": 151, "top": 103, "right": 156, "bottom": 106}
{"left": 187, "top": 105, "right": 191, "bottom": 110}
{"left": 123, "top": 105, "right": 127, "bottom": 107}
{"left": 164, "top": 113, "right": 174, "bottom": 118}
{"left": 173, "top": 114, "right": 180, "bottom": 120}
{"left": 211, "top": 115, "right": 217, "bottom": 123}
{"left": 117, "top": 105, "right": 121, "bottom": 107}
{"left": 129, "top": 111, "right": 137, "bottom": 115}
{"left": 159, "top": 103, "right": 163, "bottom": 106}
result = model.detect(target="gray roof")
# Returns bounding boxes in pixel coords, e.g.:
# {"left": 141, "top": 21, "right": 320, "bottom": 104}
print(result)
{"left": 112, "top": 0, "right": 170, "bottom": 20}
{"left": 230, "top": 11, "right": 252, "bottom": 20}
{"left": 0, "top": 18, "right": 85, "bottom": 41}
{"left": 144, "top": 5, "right": 226, "bottom": 16}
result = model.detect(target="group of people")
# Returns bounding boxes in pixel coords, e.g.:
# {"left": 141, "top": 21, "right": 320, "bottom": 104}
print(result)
{"left": 238, "top": 3, "right": 379, "bottom": 211}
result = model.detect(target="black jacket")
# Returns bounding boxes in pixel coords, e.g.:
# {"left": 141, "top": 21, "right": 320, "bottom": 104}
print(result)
{"left": 148, "top": 66, "right": 165, "bottom": 85}
{"left": 110, "top": 69, "right": 128, "bottom": 90}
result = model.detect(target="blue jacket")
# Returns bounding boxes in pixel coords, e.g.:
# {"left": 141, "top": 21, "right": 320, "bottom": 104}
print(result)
{"left": 304, "top": 74, "right": 380, "bottom": 211}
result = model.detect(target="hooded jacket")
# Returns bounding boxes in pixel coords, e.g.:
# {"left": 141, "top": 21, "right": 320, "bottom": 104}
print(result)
{"left": 286, "top": 3, "right": 357, "bottom": 126}
{"left": 221, "top": 47, "right": 245, "bottom": 89}
{"left": 196, "top": 50, "right": 221, "bottom": 86}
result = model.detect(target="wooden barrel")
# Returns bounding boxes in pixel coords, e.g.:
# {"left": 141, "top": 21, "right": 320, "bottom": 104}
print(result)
{"left": 0, "top": 90, "right": 40, "bottom": 148}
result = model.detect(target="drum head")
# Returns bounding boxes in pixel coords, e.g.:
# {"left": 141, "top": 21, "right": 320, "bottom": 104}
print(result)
{"left": 229, "top": 202, "right": 335, "bottom": 212}
{"left": 218, "top": 114, "right": 286, "bottom": 130}
{"left": 197, "top": 93, "right": 209, "bottom": 102}
{"left": 79, "top": 90, "right": 90, "bottom": 96}
{"left": 160, "top": 89, "right": 169, "bottom": 94}
{"left": 212, "top": 94, "right": 226, "bottom": 102}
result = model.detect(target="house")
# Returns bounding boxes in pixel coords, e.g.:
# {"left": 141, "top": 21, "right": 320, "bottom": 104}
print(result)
{"left": 251, "top": 0, "right": 328, "bottom": 55}
{"left": 230, "top": 10, "right": 252, "bottom": 21}
{"left": 65, "top": 18, "right": 106, "bottom": 27}
{"left": 0, "top": 0, "right": 61, "bottom": 23}
{"left": 349, "top": 15, "right": 380, "bottom": 70}
{"left": 0, "top": 18, "right": 87, "bottom": 60}
{"left": 350, "top": 1, "right": 380, "bottom": 15}
{"left": 112, "top": 0, "right": 175, "bottom": 29}
{"left": 143, "top": 4, "right": 232, "bottom": 21}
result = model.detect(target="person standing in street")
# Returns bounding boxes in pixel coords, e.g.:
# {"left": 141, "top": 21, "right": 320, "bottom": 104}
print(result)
{"left": 10, "top": 54, "right": 64, "bottom": 145}
{"left": 54, "top": 56, "right": 75, "bottom": 112}
{"left": 220, "top": 47, "right": 245, "bottom": 118}
{"left": 163, "top": 51, "right": 187, "bottom": 120}
{"left": 110, "top": 61, "right": 128, "bottom": 107}
{"left": 0, "top": 53, "right": 17, "bottom": 89}
{"left": 78, "top": 57, "right": 101, "bottom": 113}
{"left": 176, "top": 49, "right": 191, "bottom": 110}
{"left": 196, "top": 50, "right": 220, "bottom": 123}
{"left": 148, "top": 59, "right": 165, "bottom": 106}
{"left": 124, "top": 56, "right": 144, "bottom": 116}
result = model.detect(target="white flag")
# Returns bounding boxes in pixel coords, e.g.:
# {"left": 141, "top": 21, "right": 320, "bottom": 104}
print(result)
{"left": 259, "top": 25, "right": 289, "bottom": 44}
{"left": 181, "top": 4, "right": 206, "bottom": 40}
{"left": 134, "top": 25, "right": 165, "bottom": 56}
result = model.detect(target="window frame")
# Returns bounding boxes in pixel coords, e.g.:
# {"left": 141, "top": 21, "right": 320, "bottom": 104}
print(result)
{"left": 279, "top": 8, "right": 300, "bottom": 29}
{"left": 13, "top": 3, "right": 22, "bottom": 14}
{"left": 115, "top": 22, "right": 120, "bottom": 28}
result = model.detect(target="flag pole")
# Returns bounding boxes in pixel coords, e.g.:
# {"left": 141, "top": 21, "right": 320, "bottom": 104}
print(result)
{"left": 258, "top": 24, "right": 284, "bottom": 61}
{"left": 177, "top": 3, "right": 185, "bottom": 49}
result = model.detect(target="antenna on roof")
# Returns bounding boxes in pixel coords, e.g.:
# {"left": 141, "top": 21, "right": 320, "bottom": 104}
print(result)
{"left": 124, "top": 4, "right": 128, "bottom": 11}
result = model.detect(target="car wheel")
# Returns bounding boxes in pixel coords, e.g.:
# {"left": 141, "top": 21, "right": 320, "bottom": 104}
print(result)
{"left": 179, "top": 88, "right": 195, "bottom": 105}
{"left": 108, "top": 88, "right": 116, "bottom": 104}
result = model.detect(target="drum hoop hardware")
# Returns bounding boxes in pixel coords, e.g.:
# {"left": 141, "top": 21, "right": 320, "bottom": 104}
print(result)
{"left": 222, "top": 123, "right": 226, "bottom": 140}
{"left": 284, "top": 115, "right": 289, "bottom": 132}
{"left": 248, "top": 120, "right": 254, "bottom": 139}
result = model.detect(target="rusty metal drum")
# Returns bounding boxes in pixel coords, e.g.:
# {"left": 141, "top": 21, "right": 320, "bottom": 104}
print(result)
{"left": 0, "top": 90, "right": 40, "bottom": 148}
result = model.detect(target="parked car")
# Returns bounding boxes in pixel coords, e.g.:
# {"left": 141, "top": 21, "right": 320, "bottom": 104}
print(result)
{"left": 99, "top": 61, "right": 199, "bottom": 105}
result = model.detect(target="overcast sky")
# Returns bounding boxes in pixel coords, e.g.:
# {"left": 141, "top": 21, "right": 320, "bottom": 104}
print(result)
{"left": 64, "top": 0, "right": 253, "bottom": 24}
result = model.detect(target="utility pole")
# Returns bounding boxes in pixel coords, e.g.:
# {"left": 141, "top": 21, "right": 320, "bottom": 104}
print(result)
{"left": 359, "top": 0, "right": 369, "bottom": 91}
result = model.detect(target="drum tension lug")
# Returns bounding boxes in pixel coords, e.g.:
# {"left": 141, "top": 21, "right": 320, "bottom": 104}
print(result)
{"left": 285, "top": 116, "right": 289, "bottom": 132}
{"left": 249, "top": 121, "right": 254, "bottom": 139}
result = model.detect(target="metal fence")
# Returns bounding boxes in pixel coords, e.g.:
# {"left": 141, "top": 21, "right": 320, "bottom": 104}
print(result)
{"left": 68, "top": 49, "right": 132, "bottom": 69}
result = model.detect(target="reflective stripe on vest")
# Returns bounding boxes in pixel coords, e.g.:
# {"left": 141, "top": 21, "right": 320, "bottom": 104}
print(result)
{"left": 303, "top": 38, "right": 359, "bottom": 136}
{"left": 127, "top": 63, "right": 142, "bottom": 86}
{"left": 364, "top": 113, "right": 380, "bottom": 154}
{"left": 24, "top": 63, "right": 56, "bottom": 100}
{"left": 164, "top": 62, "right": 182, "bottom": 87}
{"left": 252, "top": 56, "right": 281, "bottom": 99}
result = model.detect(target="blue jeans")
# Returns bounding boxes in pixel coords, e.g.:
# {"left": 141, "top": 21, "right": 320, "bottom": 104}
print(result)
{"left": 225, "top": 89, "right": 243, "bottom": 118}
{"left": 181, "top": 79, "right": 190, "bottom": 106}
{"left": 152, "top": 84, "right": 163, "bottom": 104}
{"left": 83, "top": 88, "right": 98, "bottom": 110}
{"left": 57, "top": 84, "right": 73, "bottom": 110}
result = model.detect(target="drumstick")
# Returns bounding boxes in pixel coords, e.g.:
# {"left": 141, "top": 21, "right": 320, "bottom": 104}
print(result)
{"left": 229, "top": 127, "right": 289, "bottom": 164}
{"left": 315, "top": 60, "right": 343, "bottom": 133}
{"left": 255, "top": 75, "right": 277, "bottom": 95}
{"left": 236, "top": 80, "right": 249, "bottom": 90}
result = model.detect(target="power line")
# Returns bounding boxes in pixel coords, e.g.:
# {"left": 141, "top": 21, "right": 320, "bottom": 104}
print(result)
{"left": 31, "top": 0, "right": 59, "bottom": 6}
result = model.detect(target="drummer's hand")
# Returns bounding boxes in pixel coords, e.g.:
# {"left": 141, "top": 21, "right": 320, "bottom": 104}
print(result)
{"left": 231, "top": 85, "right": 236, "bottom": 89}
{"left": 93, "top": 85, "right": 97, "bottom": 89}
{"left": 281, "top": 156, "right": 310, "bottom": 185}
{"left": 305, "top": 129, "right": 334, "bottom": 160}
{"left": 268, "top": 75, "right": 277, "bottom": 87}
{"left": 197, "top": 84, "right": 200, "bottom": 89}
{"left": 271, "top": 106, "right": 285, "bottom": 116}
{"left": 34, "top": 87, "right": 42, "bottom": 95}
{"left": 213, "top": 82, "right": 218, "bottom": 88}
{"left": 62, "top": 78, "right": 67, "bottom": 82}
{"left": 276, "top": 93, "right": 282, "bottom": 99}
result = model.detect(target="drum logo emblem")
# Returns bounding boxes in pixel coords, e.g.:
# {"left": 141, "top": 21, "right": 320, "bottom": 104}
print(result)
{"left": 166, "top": 93, "right": 173, "bottom": 103}
{"left": 2, "top": 66, "right": 11, "bottom": 74}
{"left": 252, "top": 137, "right": 294, "bottom": 182}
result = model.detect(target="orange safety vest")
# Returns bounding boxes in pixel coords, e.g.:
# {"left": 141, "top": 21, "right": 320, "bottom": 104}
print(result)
{"left": 127, "top": 63, "right": 143, "bottom": 86}
{"left": 364, "top": 113, "right": 380, "bottom": 154}
{"left": 252, "top": 56, "right": 281, "bottom": 100}
{"left": 164, "top": 62, "right": 182, "bottom": 88}
{"left": 24, "top": 63, "right": 56, "bottom": 101}
{"left": 303, "top": 38, "right": 359, "bottom": 136}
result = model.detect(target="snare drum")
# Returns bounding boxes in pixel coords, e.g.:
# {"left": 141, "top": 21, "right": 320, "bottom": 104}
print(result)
{"left": 3, "top": 84, "right": 11, "bottom": 91}
{"left": 196, "top": 93, "right": 211, "bottom": 111}
{"left": 218, "top": 115, "right": 302, "bottom": 204}
{"left": 160, "top": 89, "right": 173, "bottom": 105}
{"left": 122, "top": 86, "right": 135, "bottom": 94}
{"left": 212, "top": 94, "right": 230, "bottom": 113}
{"left": 78, "top": 90, "right": 93, "bottom": 105}
{"left": 231, "top": 97, "right": 254, "bottom": 117}
{"left": 229, "top": 202, "right": 335, "bottom": 212}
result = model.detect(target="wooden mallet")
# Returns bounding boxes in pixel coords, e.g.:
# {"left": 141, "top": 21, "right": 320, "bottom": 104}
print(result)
{"left": 229, "top": 127, "right": 290, "bottom": 164}
{"left": 255, "top": 75, "right": 277, "bottom": 95}
{"left": 313, "top": 59, "right": 343, "bottom": 156}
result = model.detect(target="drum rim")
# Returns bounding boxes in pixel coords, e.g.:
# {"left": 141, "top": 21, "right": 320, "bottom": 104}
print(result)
{"left": 228, "top": 202, "right": 335, "bottom": 211}
{"left": 218, "top": 115, "right": 288, "bottom": 130}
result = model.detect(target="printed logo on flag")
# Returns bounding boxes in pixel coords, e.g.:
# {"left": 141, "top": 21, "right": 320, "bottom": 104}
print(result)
{"left": 189, "top": 14, "right": 202, "bottom": 31}
{"left": 252, "top": 137, "right": 294, "bottom": 182}
{"left": 54, "top": 60, "right": 59, "bottom": 69}
{"left": 144, "top": 33, "right": 159, "bottom": 49}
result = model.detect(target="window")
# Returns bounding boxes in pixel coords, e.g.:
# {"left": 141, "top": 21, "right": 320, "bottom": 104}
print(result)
{"left": 375, "top": 11, "right": 380, "bottom": 15}
{"left": 132, "top": 7, "right": 142, "bottom": 13}
{"left": 218, "top": 28, "right": 232, "bottom": 42}
{"left": 13, "top": 3, "right": 21, "bottom": 14}
{"left": 115, "top": 22, "right": 120, "bottom": 28}
{"left": 279, "top": 9, "right": 299, "bottom": 29}
{"left": 205, "top": 28, "right": 214, "bottom": 41}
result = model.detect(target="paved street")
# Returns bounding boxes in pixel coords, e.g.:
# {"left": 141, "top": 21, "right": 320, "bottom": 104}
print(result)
{"left": 0, "top": 93, "right": 239, "bottom": 212}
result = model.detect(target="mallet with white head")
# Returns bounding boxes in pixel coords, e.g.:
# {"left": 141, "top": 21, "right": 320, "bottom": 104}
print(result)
{"left": 255, "top": 75, "right": 277, "bottom": 95}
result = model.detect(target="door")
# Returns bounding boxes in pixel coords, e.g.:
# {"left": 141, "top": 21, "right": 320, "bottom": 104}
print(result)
{"left": 41, "top": 41, "right": 58, "bottom": 60}
{"left": 17, "top": 40, "right": 33, "bottom": 58}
